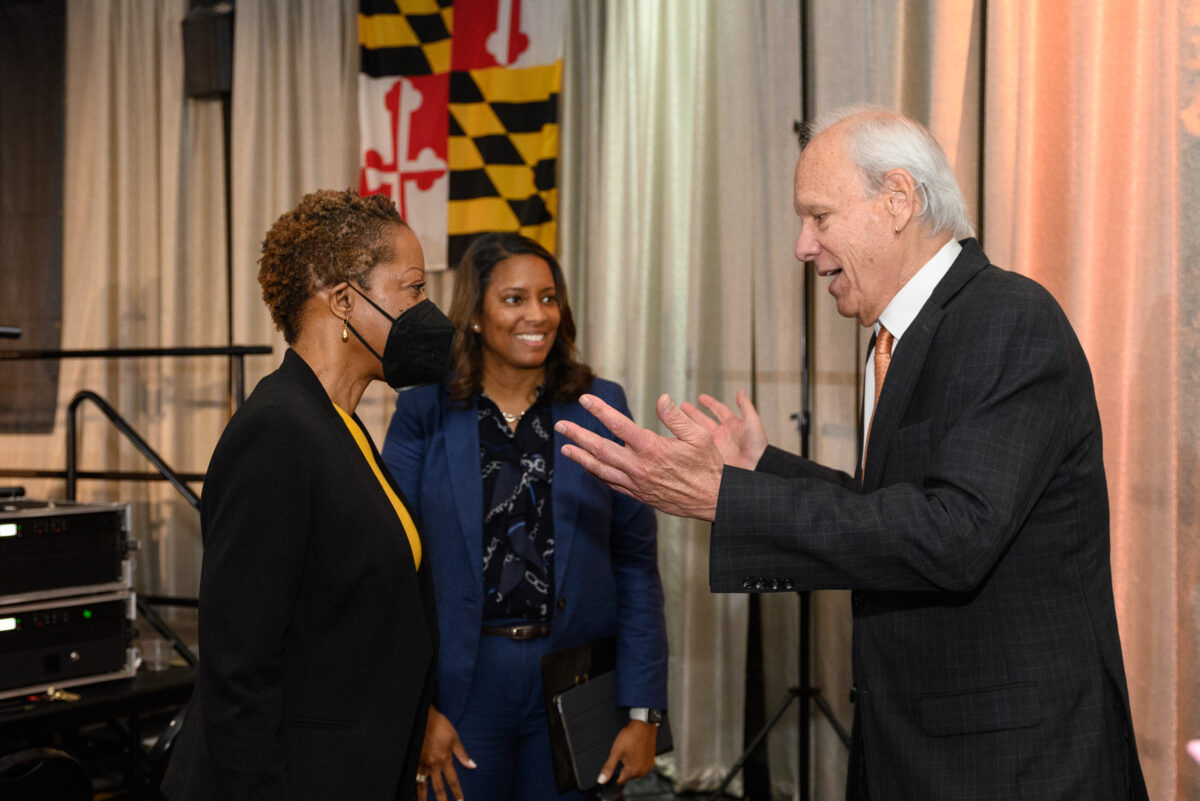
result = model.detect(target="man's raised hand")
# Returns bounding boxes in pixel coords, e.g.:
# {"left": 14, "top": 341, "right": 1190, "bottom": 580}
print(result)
{"left": 555, "top": 393, "right": 724, "bottom": 521}
{"left": 678, "top": 390, "right": 768, "bottom": 471}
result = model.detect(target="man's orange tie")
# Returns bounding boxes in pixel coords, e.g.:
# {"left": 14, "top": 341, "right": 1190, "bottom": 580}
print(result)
{"left": 864, "top": 326, "right": 894, "bottom": 471}
{"left": 873, "top": 326, "right": 894, "bottom": 412}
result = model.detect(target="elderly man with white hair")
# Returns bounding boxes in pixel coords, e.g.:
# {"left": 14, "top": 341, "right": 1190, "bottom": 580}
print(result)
{"left": 555, "top": 107, "right": 1148, "bottom": 801}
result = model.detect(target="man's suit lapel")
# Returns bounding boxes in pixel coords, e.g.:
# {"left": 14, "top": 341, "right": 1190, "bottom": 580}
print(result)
{"left": 441, "top": 394, "right": 485, "bottom": 590}
{"left": 862, "top": 239, "right": 990, "bottom": 489}
{"left": 551, "top": 399, "right": 587, "bottom": 595}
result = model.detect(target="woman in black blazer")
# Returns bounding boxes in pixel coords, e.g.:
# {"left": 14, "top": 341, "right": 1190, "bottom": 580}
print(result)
{"left": 162, "top": 189, "right": 455, "bottom": 801}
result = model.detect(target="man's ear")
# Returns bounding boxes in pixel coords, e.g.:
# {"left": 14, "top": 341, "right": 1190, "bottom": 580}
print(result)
{"left": 882, "top": 168, "right": 917, "bottom": 230}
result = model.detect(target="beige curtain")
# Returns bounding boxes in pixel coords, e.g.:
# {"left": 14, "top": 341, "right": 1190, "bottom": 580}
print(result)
{"left": 1182, "top": 3, "right": 1200, "bottom": 790}
{"left": 559, "top": 1, "right": 804, "bottom": 794}
{"left": 225, "top": 0, "right": 456, "bottom": 441}
{"left": 564, "top": 0, "right": 1195, "bottom": 797}
{"left": 984, "top": 2, "right": 1194, "bottom": 797}
{"left": 3, "top": 1, "right": 1192, "bottom": 798}
{"left": 228, "top": 0, "right": 365, "bottom": 423}
{"left": 0, "top": 0, "right": 227, "bottom": 603}
{"left": 0, "top": 0, "right": 364, "bottom": 609}
{"left": 804, "top": 1, "right": 1194, "bottom": 798}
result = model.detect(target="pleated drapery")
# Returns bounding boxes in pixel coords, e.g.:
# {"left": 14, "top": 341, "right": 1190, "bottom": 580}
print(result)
{"left": 559, "top": 2, "right": 804, "bottom": 793}
{"left": 0, "top": 1, "right": 1192, "bottom": 798}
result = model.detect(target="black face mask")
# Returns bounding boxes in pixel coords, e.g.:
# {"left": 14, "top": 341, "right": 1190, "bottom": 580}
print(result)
{"left": 345, "top": 287, "right": 456, "bottom": 389}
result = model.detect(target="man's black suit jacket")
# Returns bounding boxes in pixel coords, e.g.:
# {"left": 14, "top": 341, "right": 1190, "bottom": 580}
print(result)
{"left": 163, "top": 349, "right": 437, "bottom": 801}
{"left": 712, "top": 240, "right": 1147, "bottom": 800}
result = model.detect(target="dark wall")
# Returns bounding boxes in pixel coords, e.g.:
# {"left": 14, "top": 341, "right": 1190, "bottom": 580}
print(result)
{"left": 0, "top": 0, "right": 65, "bottom": 433}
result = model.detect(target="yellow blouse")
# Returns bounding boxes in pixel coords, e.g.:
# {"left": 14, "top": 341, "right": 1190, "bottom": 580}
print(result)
{"left": 333, "top": 404, "right": 422, "bottom": 570}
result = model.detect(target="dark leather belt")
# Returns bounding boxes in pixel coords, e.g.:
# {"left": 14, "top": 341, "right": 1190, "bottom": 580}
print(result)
{"left": 481, "top": 624, "right": 551, "bottom": 641}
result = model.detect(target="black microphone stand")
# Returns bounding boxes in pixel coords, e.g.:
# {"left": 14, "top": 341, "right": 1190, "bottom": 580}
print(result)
{"left": 705, "top": 243, "right": 850, "bottom": 801}
{"left": 707, "top": 10, "right": 854, "bottom": 790}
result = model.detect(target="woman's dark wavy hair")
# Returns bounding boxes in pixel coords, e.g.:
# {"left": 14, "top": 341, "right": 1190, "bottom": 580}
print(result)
{"left": 447, "top": 232, "right": 594, "bottom": 403}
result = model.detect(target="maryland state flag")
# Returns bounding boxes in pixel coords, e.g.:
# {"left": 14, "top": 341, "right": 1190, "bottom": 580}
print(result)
{"left": 359, "top": 0, "right": 564, "bottom": 271}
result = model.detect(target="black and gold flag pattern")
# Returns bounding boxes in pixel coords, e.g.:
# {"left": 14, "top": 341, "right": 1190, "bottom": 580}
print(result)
{"left": 359, "top": 0, "right": 562, "bottom": 270}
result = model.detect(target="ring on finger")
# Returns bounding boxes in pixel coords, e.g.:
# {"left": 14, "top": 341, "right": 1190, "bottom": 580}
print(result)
{"left": 415, "top": 773, "right": 428, "bottom": 783}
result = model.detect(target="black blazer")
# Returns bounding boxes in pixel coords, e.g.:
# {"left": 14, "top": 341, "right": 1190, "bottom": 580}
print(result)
{"left": 163, "top": 349, "right": 437, "bottom": 801}
{"left": 711, "top": 240, "right": 1147, "bottom": 800}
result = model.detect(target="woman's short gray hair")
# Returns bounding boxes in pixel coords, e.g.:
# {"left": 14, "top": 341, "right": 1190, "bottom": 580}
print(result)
{"left": 810, "top": 106, "right": 974, "bottom": 239}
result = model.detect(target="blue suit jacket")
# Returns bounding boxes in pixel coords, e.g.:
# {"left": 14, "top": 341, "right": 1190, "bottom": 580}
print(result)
{"left": 382, "top": 377, "right": 668, "bottom": 724}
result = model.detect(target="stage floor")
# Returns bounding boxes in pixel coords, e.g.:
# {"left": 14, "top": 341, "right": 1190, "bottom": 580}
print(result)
{"left": 625, "top": 770, "right": 738, "bottom": 800}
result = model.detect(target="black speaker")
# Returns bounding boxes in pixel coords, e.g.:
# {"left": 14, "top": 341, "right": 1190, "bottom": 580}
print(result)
{"left": 182, "top": 2, "right": 233, "bottom": 98}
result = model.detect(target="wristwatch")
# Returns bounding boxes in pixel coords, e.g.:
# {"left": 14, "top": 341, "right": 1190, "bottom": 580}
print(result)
{"left": 630, "top": 707, "right": 666, "bottom": 726}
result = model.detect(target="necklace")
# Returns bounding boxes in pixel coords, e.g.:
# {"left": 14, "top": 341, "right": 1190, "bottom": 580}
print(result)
{"left": 482, "top": 384, "right": 537, "bottom": 425}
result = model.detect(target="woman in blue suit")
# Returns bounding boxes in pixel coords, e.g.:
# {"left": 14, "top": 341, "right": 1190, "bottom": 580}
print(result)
{"left": 382, "top": 233, "right": 668, "bottom": 801}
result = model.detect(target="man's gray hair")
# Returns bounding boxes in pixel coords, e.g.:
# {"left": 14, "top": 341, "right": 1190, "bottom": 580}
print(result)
{"left": 810, "top": 106, "right": 975, "bottom": 239}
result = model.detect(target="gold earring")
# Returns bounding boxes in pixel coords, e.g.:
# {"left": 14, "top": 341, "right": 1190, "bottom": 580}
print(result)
{"left": 894, "top": 227, "right": 901, "bottom": 236}
{"left": 342, "top": 319, "right": 349, "bottom": 342}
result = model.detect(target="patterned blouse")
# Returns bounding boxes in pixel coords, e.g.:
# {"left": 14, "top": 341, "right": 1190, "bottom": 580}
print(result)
{"left": 478, "top": 388, "right": 555, "bottom": 622}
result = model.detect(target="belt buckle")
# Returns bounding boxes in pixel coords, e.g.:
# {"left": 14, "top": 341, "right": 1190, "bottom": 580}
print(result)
{"left": 482, "top": 623, "right": 547, "bottom": 640}
{"left": 512, "top": 624, "right": 548, "bottom": 640}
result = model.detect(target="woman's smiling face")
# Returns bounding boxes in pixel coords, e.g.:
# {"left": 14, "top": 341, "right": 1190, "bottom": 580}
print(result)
{"left": 475, "top": 253, "right": 561, "bottom": 373}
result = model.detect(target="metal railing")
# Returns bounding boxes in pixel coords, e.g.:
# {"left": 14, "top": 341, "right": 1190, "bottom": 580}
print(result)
{"left": 0, "top": 345, "right": 269, "bottom": 487}
{"left": 1, "top": 344, "right": 274, "bottom": 668}
{"left": 0, "top": 345, "right": 271, "bottom": 409}
{"left": 62, "top": 391, "right": 205, "bottom": 665}
{"left": 64, "top": 390, "right": 200, "bottom": 507}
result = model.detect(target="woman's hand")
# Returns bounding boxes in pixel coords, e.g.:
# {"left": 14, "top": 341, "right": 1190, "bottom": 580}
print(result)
{"left": 595, "top": 719, "right": 658, "bottom": 787}
{"left": 416, "top": 706, "right": 475, "bottom": 801}
{"left": 680, "top": 390, "right": 768, "bottom": 471}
